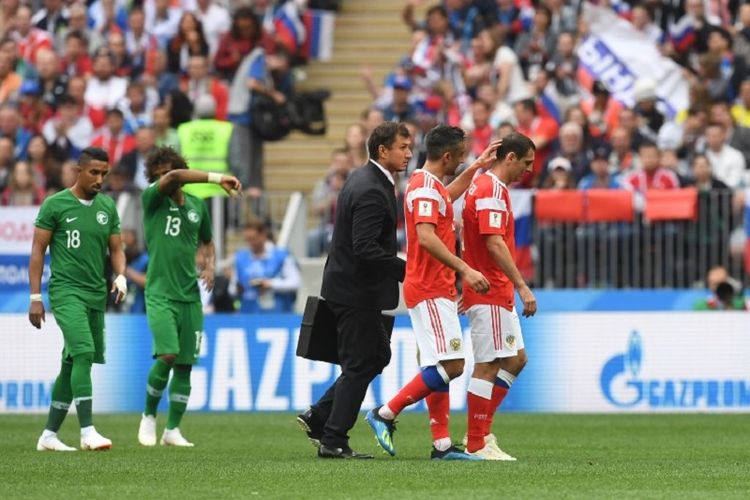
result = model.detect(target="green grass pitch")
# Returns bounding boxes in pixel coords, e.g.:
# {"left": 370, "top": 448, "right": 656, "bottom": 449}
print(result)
{"left": 1, "top": 413, "right": 748, "bottom": 499}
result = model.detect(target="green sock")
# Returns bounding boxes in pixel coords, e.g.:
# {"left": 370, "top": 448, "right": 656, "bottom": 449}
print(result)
{"left": 71, "top": 352, "right": 94, "bottom": 429}
{"left": 144, "top": 359, "right": 172, "bottom": 417}
{"left": 166, "top": 366, "right": 191, "bottom": 430}
{"left": 45, "top": 359, "right": 73, "bottom": 432}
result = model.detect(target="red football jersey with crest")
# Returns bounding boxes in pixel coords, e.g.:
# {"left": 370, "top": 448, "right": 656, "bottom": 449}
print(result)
{"left": 462, "top": 172, "right": 515, "bottom": 310}
{"left": 403, "top": 170, "right": 457, "bottom": 308}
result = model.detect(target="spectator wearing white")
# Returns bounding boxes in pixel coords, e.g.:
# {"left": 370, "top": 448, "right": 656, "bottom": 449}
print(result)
{"left": 629, "top": 3, "right": 664, "bottom": 46}
{"left": 55, "top": 2, "right": 104, "bottom": 55}
{"left": 709, "top": 101, "right": 750, "bottom": 168}
{"left": 42, "top": 95, "right": 94, "bottom": 158}
{"left": 125, "top": 7, "right": 159, "bottom": 76}
{"left": 144, "top": 0, "right": 182, "bottom": 49}
{"left": 493, "top": 36, "right": 530, "bottom": 122}
{"left": 32, "top": 0, "right": 69, "bottom": 35}
{"left": 84, "top": 49, "right": 128, "bottom": 111}
{"left": 89, "top": 0, "right": 128, "bottom": 36}
{"left": 702, "top": 123, "right": 746, "bottom": 189}
{"left": 190, "top": 0, "right": 231, "bottom": 58}
{"left": 180, "top": 54, "right": 229, "bottom": 120}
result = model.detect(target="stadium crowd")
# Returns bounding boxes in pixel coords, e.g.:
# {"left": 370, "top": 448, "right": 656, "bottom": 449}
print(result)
{"left": 309, "top": 0, "right": 750, "bottom": 266}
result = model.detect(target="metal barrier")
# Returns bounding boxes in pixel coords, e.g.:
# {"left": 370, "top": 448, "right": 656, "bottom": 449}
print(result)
{"left": 534, "top": 190, "right": 746, "bottom": 288}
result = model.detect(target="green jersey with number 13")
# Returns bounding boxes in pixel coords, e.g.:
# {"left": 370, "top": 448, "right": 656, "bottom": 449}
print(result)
{"left": 142, "top": 182, "right": 212, "bottom": 303}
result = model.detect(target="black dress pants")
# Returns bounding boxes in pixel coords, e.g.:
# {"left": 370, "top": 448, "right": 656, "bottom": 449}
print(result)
{"left": 310, "top": 301, "right": 391, "bottom": 449}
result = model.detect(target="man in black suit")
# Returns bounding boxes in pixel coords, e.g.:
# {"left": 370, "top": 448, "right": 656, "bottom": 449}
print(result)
{"left": 298, "top": 122, "right": 411, "bottom": 459}
{"left": 117, "top": 126, "right": 156, "bottom": 190}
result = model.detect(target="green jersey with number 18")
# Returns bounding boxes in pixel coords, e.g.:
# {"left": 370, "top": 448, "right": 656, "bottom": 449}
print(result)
{"left": 142, "top": 182, "right": 212, "bottom": 302}
{"left": 34, "top": 189, "right": 121, "bottom": 310}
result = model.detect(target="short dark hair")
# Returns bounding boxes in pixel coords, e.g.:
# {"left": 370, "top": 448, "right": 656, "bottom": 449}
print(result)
{"left": 495, "top": 132, "right": 535, "bottom": 161}
{"left": 515, "top": 98, "right": 537, "bottom": 115}
{"left": 424, "top": 125, "right": 466, "bottom": 161}
{"left": 106, "top": 108, "right": 124, "bottom": 119}
{"left": 367, "top": 122, "right": 410, "bottom": 160}
{"left": 244, "top": 218, "right": 267, "bottom": 233}
{"left": 638, "top": 141, "right": 659, "bottom": 152}
{"left": 79, "top": 147, "right": 109, "bottom": 166}
{"left": 146, "top": 146, "right": 187, "bottom": 183}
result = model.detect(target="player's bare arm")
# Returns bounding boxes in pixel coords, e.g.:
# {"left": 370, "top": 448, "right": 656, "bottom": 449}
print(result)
{"left": 28, "top": 227, "right": 52, "bottom": 329}
{"left": 446, "top": 140, "right": 503, "bottom": 201}
{"left": 486, "top": 234, "right": 536, "bottom": 317}
{"left": 157, "top": 170, "right": 242, "bottom": 197}
{"left": 198, "top": 240, "right": 216, "bottom": 292}
{"left": 415, "top": 222, "right": 489, "bottom": 294}
{"left": 109, "top": 233, "right": 127, "bottom": 304}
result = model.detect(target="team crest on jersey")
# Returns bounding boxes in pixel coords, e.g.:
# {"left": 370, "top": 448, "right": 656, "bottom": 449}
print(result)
{"left": 450, "top": 338, "right": 462, "bottom": 351}
{"left": 489, "top": 211, "right": 502, "bottom": 228}
{"left": 96, "top": 211, "right": 108, "bottom": 225}
{"left": 418, "top": 200, "right": 432, "bottom": 217}
{"left": 506, "top": 335, "right": 515, "bottom": 348}
{"left": 187, "top": 209, "right": 200, "bottom": 223}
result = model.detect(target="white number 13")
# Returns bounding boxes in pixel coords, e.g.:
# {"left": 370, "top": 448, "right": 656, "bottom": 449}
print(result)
{"left": 165, "top": 215, "right": 181, "bottom": 236}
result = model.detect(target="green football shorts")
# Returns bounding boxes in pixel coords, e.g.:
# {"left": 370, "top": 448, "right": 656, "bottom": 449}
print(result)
{"left": 146, "top": 295, "right": 204, "bottom": 365}
{"left": 52, "top": 300, "right": 106, "bottom": 364}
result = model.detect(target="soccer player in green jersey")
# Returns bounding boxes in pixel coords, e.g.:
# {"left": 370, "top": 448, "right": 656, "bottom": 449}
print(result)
{"left": 29, "top": 147, "right": 127, "bottom": 451}
{"left": 137, "top": 146, "right": 240, "bottom": 447}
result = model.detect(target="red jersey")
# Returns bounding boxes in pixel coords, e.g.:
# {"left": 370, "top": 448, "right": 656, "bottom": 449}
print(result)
{"left": 403, "top": 170, "right": 457, "bottom": 308}
{"left": 462, "top": 172, "right": 515, "bottom": 311}
{"left": 624, "top": 168, "right": 680, "bottom": 192}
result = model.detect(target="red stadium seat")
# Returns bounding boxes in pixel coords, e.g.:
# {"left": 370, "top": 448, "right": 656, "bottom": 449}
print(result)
{"left": 586, "top": 189, "right": 634, "bottom": 222}
{"left": 534, "top": 190, "right": 585, "bottom": 222}
{"left": 644, "top": 188, "right": 698, "bottom": 221}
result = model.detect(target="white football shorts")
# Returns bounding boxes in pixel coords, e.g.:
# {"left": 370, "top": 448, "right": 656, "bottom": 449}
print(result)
{"left": 408, "top": 297, "right": 465, "bottom": 367}
{"left": 466, "top": 304, "right": 524, "bottom": 363}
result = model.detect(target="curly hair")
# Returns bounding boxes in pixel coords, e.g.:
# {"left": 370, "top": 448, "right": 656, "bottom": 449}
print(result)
{"left": 146, "top": 146, "right": 188, "bottom": 183}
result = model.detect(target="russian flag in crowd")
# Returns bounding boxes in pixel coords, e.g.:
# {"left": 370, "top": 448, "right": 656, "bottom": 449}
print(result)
{"left": 744, "top": 189, "right": 750, "bottom": 275}
{"left": 669, "top": 15, "right": 696, "bottom": 52}
{"left": 303, "top": 10, "right": 335, "bottom": 61}
{"left": 274, "top": 3, "right": 306, "bottom": 55}
{"left": 510, "top": 189, "right": 534, "bottom": 281}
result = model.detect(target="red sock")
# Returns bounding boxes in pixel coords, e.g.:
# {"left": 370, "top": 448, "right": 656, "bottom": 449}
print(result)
{"left": 484, "top": 385, "right": 509, "bottom": 435}
{"left": 425, "top": 391, "right": 450, "bottom": 442}
{"left": 467, "top": 392, "right": 490, "bottom": 453}
{"left": 387, "top": 373, "right": 432, "bottom": 415}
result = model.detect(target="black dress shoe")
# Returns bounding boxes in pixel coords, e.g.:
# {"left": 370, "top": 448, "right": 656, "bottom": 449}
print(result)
{"left": 318, "top": 444, "right": 374, "bottom": 459}
{"left": 296, "top": 409, "right": 323, "bottom": 447}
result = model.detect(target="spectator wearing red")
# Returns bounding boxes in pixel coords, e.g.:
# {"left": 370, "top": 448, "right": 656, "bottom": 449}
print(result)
{"left": 609, "top": 127, "right": 639, "bottom": 174}
{"left": 214, "top": 7, "right": 266, "bottom": 81}
{"left": 513, "top": 97, "right": 558, "bottom": 187}
{"left": 60, "top": 31, "right": 92, "bottom": 78}
{"left": 1, "top": 160, "right": 45, "bottom": 206}
{"left": 11, "top": 5, "right": 52, "bottom": 66}
{"left": 623, "top": 142, "right": 680, "bottom": 192}
{"left": 580, "top": 81, "right": 621, "bottom": 140}
{"left": 91, "top": 108, "right": 135, "bottom": 165}
{"left": 468, "top": 99, "right": 492, "bottom": 159}
{"left": 179, "top": 54, "right": 228, "bottom": 120}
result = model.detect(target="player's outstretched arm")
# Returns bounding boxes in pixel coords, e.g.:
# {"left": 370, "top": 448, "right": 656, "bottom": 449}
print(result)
{"left": 28, "top": 227, "right": 52, "bottom": 329}
{"left": 109, "top": 233, "right": 127, "bottom": 304}
{"left": 446, "top": 139, "right": 502, "bottom": 201}
{"left": 158, "top": 170, "right": 242, "bottom": 196}
{"left": 415, "top": 222, "right": 489, "bottom": 294}
{"left": 486, "top": 234, "right": 537, "bottom": 317}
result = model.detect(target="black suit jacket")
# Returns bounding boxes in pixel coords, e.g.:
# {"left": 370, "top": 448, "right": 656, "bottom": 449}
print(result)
{"left": 321, "top": 161, "right": 406, "bottom": 310}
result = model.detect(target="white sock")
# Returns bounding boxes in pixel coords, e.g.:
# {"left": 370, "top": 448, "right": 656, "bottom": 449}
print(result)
{"left": 433, "top": 437, "right": 451, "bottom": 452}
{"left": 80, "top": 425, "right": 95, "bottom": 437}
{"left": 41, "top": 429, "right": 56, "bottom": 439}
{"left": 497, "top": 369, "right": 516, "bottom": 388}
{"left": 378, "top": 405, "right": 396, "bottom": 421}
